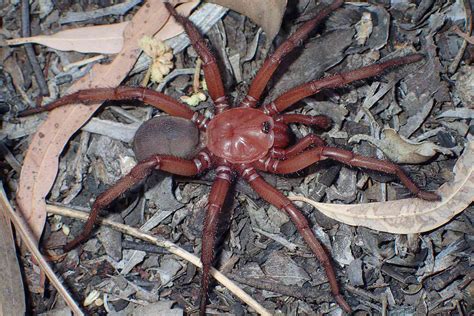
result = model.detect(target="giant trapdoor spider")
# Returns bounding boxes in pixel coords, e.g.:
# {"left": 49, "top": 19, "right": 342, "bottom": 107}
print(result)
{"left": 21, "top": 0, "right": 441, "bottom": 314}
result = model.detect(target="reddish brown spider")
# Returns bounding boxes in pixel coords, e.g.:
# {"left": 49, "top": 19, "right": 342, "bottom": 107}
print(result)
{"left": 20, "top": 0, "right": 441, "bottom": 314}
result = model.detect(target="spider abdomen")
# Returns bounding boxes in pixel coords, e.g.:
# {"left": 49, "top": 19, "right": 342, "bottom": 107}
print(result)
{"left": 133, "top": 116, "right": 200, "bottom": 161}
{"left": 206, "top": 108, "right": 274, "bottom": 164}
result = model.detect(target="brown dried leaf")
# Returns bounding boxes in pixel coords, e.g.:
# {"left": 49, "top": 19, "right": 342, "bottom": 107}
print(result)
{"left": 349, "top": 128, "right": 453, "bottom": 164}
{"left": 206, "top": 0, "right": 287, "bottom": 42}
{"left": 0, "top": 187, "right": 26, "bottom": 315}
{"left": 6, "top": 1, "right": 199, "bottom": 54}
{"left": 157, "top": 1, "right": 201, "bottom": 39}
{"left": 17, "top": 0, "right": 195, "bottom": 241}
{"left": 1, "top": 185, "right": 82, "bottom": 314}
{"left": 290, "top": 142, "right": 473, "bottom": 234}
{"left": 7, "top": 22, "right": 128, "bottom": 54}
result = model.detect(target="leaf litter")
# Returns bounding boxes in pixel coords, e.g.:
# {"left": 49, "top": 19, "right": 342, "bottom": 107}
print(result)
{"left": 1, "top": 0, "right": 473, "bottom": 315}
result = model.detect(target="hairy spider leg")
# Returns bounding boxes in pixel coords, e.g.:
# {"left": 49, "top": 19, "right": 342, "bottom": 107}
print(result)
{"left": 165, "top": 3, "right": 229, "bottom": 113}
{"left": 239, "top": 165, "right": 352, "bottom": 313}
{"left": 199, "top": 165, "right": 233, "bottom": 316}
{"left": 63, "top": 151, "right": 212, "bottom": 251}
{"left": 18, "top": 86, "right": 208, "bottom": 129}
{"left": 241, "top": 0, "right": 345, "bottom": 108}
{"left": 256, "top": 147, "right": 441, "bottom": 201}
{"left": 262, "top": 54, "right": 424, "bottom": 115}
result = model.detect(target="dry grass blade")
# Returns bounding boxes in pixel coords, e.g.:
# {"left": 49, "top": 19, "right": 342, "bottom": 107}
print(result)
{"left": 207, "top": 0, "right": 287, "bottom": 42}
{"left": 17, "top": 0, "right": 194, "bottom": 242}
{"left": 290, "top": 141, "right": 473, "bottom": 234}
{"left": 0, "top": 184, "right": 83, "bottom": 315}
{"left": 46, "top": 204, "right": 272, "bottom": 316}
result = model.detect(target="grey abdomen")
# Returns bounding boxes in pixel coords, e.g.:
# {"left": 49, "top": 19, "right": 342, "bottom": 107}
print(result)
{"left": 132, "top": 116, "right": 200, "bottom": 161}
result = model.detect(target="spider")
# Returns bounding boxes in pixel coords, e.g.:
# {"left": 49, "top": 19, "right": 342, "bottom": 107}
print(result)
{"left": 20, "top": 0, "right": 441, "bottom": 314}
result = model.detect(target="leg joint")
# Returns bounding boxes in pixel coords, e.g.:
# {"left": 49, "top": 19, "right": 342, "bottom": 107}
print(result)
{"left": 193, "top": 150, "right": 212, "bottom": 173}
{"left": 258, "top": 156, "right": 279, "bottom": 172}
{"left": 241, "top": 95, "right": 257, "bottom": 108}
{"left": 216, "top": 165, "right": 233, "bottom": 183}
{"left": 263, "top": 102, "right": 278, "bottom": 115}
{"left": 282, "top": 204, "right": 311, "bottom": 230}
{"left": 191, "top": 112, "right": 209, "bottom": 129}
{"left": 240, "top": 166, "right": 260, "bottom": 182}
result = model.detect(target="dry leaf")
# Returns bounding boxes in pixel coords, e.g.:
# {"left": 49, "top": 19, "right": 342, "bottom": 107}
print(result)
{"left": 6, "top": 1, "right": 200, "bottom": 54}
{"left": 349, "top": 128, "right": 453, "bottom": 164}
{"left": 157, "top": 1, "right": 201, "bottom": 39}
{"left": 289, "top": 141, "right": 473, "bottom": 234}
{"left": 207, "top": 0, "right": 287, "bottom": 42}
{"left": 7, "top": 22, "right": 128, "bottom": 54}
{"left": 17, "top": 0, "right": 195, "bottom": 241}
{"left": 1, "top": 184, "right": 82, "bottom": 314}
{"left": 0, "top": 187, "right": 26, "bottom": 316}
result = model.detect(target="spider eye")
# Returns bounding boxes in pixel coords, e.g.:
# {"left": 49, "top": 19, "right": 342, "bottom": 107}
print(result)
{"left": 261, "top": 121, "right": 271, "bottom": 134}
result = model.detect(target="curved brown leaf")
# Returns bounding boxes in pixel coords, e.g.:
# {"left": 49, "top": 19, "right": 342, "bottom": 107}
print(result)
{"left": 207, "top": 0, "right": 287, "bottom": 42}
{"left": 17, "top": 0, "right": 195, "bottom": 241}
{"left": 0, "top": 186, "right": 25, "bottom": 315}
{"left": 290, "top": 141, "right": 473, "bottom": 234}
{"left": 6, "top": 22, "right": 128, "bottom": 54}
{"left": 349, "top": 128, "right": 453, "bottom": 164}
{"left": 6, "top": 1, "right": 199, "bottom": 54}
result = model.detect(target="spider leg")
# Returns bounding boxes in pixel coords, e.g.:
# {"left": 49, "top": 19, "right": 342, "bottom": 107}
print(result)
{"left": 63, "top": 151, "right": 212, "bottom": 251}
{"left": 262, "top": 54, "right": 423, "bottom": 115}
{"left": 271, "top": 134, "right": 326, "bottom": 159}
{"left": 241, "top": 0, "right": 344, "bottom": 108}
{"left": 199, "top": 165, "right": 233, "bottom": 316}
{"left": 239, "top": 165, "right": 351, "bottom": 313}
{"left": 165, "top": 3, "right": 228, "bottom": 113}
{"left": 270, "top": 114, "right": 329, "bottom": 158}
{"left": 18, "top": 87, "right": 208, "bottom": 127}
{"left": 275, "top": 113, "right": 331, "bottom": 130}
{"left": 259, "top": 147, "right": 440, "bottom": 201}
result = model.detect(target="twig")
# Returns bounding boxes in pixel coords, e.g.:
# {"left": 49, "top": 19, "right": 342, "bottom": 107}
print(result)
{"left": 345, "top": 285, "right": 380, "bottom": 302}
{"left": 122, "top": 239, "right": 169, "bottom": 254}
{"left": 62, "top": 55, "right": 107, "bottom": 72}
{"left": 0, "top": 184, "right": 83, "bottom": 315}
{"left": 448, "top": 0, "right": 472, "bottom": 74}
{"left": 156, "top": 68, "right": 196, "bottom": 92}
{"left": 252, "top": 227, "right": 300, "bottom": 251}
{"left": 227, "top": 273, "right": 334, "bottom": 303}
{"left": 21, "top": 0, "right": 49, "bottom": 96}
{"left": 192, "top": 58, "right": 202, "bottom": 93}
{"left": 46, "top": 204, "right": 272, "bottom": 316}
{"left": 0, "top": 141, "right": 22, "bottom": 173}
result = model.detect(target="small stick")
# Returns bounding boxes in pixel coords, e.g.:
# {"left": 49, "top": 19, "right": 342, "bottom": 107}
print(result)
{"left": 21, "top": 0, "right": 49, "bottom": 96}
{"left": 448, "top": 0, "right": 472, "bottom": 73}
{"left": 0, "top": 185, "right": 83, "bottom": 315}
{"left": 193, "top": 58, "right": 202, "bottom": 93}
{"left": 227, "top": 273, "right": 334, "bottom": 303}
{"left": 47, "top": 204, "right": 272, "bottom": 316}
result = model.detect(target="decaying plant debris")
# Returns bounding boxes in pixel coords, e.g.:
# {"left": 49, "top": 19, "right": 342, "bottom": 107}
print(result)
{"left": 0, "top": 0, "right": 472, "bottom": 315}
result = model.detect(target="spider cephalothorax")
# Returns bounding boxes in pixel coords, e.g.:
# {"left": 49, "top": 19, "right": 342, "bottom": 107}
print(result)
{"left": 20, "top": 0, "right": 441, "bottom": 314}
